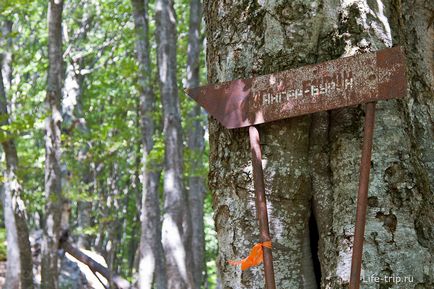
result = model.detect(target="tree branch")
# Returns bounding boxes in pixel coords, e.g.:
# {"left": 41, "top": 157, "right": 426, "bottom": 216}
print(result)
{"left": 59, "top": 239, "right": 130, "bottom": 289}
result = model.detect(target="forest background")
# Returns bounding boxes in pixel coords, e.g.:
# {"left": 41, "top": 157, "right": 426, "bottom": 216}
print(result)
{"left": 0, "top": 0, "right": 216, "bottom": 288}
{"left": 2, "top": 0, "right": 433, "bottom": 288}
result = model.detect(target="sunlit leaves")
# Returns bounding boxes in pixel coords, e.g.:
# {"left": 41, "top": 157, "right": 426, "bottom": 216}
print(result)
{"left": 1, "top": 0, "right": 216, "bottom": 285}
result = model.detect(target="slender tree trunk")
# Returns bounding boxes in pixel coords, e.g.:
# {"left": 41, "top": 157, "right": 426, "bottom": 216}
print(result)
{"left": 95, "top": 164, "right": 108, "bottom": 253}
{"left": 131, "top": 0, "right": 167, "bottom": 288}
{"left": 42, "top": 1, "right": 64, "bottom": 288}
{"left": 105, "top": 161, "right": 120, "bottom": 287}
{"left": 0, "top": 20, "right": 34, "bottom": 289}
{"left": 0, "top": 20, "right": 20, "bottom": 289}
{"left": 62, "top": 0, "right": 94, "bottom": 249}
{"left": 63, "top": 44, "right": 90, "bottom": 247}
{"left": 205, "top": 0, "right": 433, "bottom": 288}
{"left": 156, "top": 0, "right": 194, "bottom": 288}
{"left": 130, "top": 133, "right": 142, "bottom": 275}
{"left": 1, "top": 141, "right": 35, "bottom": 289}
{"left": 185, "top": 1, "right": 206, "bottom": 288}
{"left": 0, "top": 184, "right": 20, "bottom": 289}
{"left": 1, "top": 21, "right": 13, "bottom": 115}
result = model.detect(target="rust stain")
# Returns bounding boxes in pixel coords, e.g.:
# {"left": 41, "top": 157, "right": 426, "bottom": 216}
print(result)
{"left": 249, "top": 126, "right": 276, "bottom": 289}
{"left": 186, "top": 46, "right": 407, "bottom": 129}
{"left": 349, "top": 102, "right": 376, "bottom": 289}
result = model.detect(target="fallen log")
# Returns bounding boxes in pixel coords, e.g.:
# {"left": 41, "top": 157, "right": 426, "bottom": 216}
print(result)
{"left": 60, "top": 240, "right": 130, "bottom": 289}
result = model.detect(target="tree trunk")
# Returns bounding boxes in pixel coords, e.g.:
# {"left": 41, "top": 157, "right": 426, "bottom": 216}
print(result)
{"left": 0, "top": 20, "right": 20, "bottom": 289}
{"left": 131, "top": 0, "right": 167, "bottom": 288}
{"left": 1, "top": 20, "right": 13, "bottom": 115}
{"left": 205, "top": 1, "right": 433, "bottom": 289}
{"left": 1, "top": 141, "right": 35, "bottom": 289}
{"left": 105, "top": 160, "right": 124, "bottom": 287}
{"left": 0, "top": 20, "right": 34, "bottom": 289}
{"left": 185, "top": 0, "right": 206, "bottom": 288}
{"left": 62, "top": 3, "right": 93, "bottom": 248}
{"left": 42, "top": 1, "right": 64, "bottom": 288}
{"left": 0, "top": 182, "right": 20, "bottom": 289}
{"left": 155, "top": 0, "right": 194, "bottom": 288}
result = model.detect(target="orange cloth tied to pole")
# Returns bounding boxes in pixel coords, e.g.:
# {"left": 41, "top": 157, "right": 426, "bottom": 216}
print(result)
{"left": 228, "top": 241, "right": 272, "bottom": 271}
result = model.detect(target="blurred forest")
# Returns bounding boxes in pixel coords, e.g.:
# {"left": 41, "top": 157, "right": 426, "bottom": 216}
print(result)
{"left": 0, "top": 0, "right": 216, "bottom": 288}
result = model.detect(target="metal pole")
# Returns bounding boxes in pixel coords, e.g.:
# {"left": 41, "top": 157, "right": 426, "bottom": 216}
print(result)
{"left": 349, "top": 102, "right": 376, "bottom": 289}
{"left": 249, "top": 125, "right": 276, "bottom": 289}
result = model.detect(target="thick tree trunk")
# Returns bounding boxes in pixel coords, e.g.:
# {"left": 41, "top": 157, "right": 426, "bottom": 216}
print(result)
{"left": 205, "top": 2, "right": 314, "bottom": 288}
{"left": 131, "top": 0, "right": 167, "bottom": 288}
{"left": 185, "top": 0, "right": 206, "bottom": 288}
{"left": 0, "top": 20, "right": 34, "bottom": 289}
{"left": 205, "top": 1, "right": 433, "bottom": 289}
{"left": 42, "top": 1, "right": 64, "bottom": 288}
{"left": 155, "top": 0, "right": 194, "bottom": 288}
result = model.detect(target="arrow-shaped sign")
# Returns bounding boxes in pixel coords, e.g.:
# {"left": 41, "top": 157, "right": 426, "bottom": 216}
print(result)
{"left": 186, "top": 46, "right": 406, "bottom": 129}
{"left": 186, "top": 47, "right": 407, "bottom": 289}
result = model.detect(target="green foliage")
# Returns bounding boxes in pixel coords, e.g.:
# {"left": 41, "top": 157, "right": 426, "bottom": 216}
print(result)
{"left": 0, "top": 0, "right": 216, "bottom": 285}
{"left": 0, "top": 228, "right": 6, "bottom": 261}
{"left": 204, "top": 193, "right": 219, "bottom": 287}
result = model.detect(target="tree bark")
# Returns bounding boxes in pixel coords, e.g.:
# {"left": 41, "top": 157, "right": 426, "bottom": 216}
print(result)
{"left": 205, "top": 0, "right": 433, "bottom": 288}
{"left": 155, "top": 0, "right": 194, "bottom": 288}
{"left": 131, "top": 0, "right": 167, "bottom": 288}
{"left": 1, "top": 21, "right": 13, "bottom": 115}
{"left": 0, "top": 20, "right": 20, "bottom": 289}
{"left": 185, "top": 0, "right": 206, "bottom": 288}
{"left": 0, "top": 19, "right": 34, "bottom": 289}
{"left": 0, "top": 137, "right": 35, "bottom": 289}
{"left": 62, "top": 1, "right": 93, "bottom": 249}
{"left": 0, "top": 183, "right": 20, "bottom": 289}
{"left": 105, "top": 161, "right": 122, "bottom": 287}
{"left": 42, "top": 1, "right": 64, "bottom": 288}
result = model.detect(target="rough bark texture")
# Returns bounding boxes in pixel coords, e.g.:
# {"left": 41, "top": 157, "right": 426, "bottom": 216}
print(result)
{"left": 0, "top": 20, "right": 34, "bottom": 289}
{"left": 131, "top": 0, "right": 167, "bottom": 288}
{"left": 156, "top": 0, "right": 194, "bottom": 288}
{"left": 205, "top": 1, "right": 433, "bottom": 289}
{"left": 42, "top": 1, "right": 64, "bottom": 288}
{"left": 186, "top": 0, "right": 206, "bottom": 288}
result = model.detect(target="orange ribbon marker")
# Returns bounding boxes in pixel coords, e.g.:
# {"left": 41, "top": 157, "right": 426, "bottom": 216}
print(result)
{"left": 228, "top": 241, "right": 272, "bottom": 271}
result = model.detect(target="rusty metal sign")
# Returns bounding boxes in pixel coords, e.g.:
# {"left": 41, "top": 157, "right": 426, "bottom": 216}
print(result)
{"left": 186, "top": 46, "right": 406, "bottom": 129}
{"left": 186, "top": 47, "right": 407, "bottom": 289}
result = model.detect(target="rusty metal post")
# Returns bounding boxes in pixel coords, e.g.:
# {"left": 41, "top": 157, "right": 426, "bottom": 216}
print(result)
{"left": 349, "top": 102, "right": 376, "bottom": 289}
{"left": 249, "top": 125, "right": 276, "bottom": 289}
